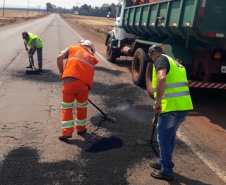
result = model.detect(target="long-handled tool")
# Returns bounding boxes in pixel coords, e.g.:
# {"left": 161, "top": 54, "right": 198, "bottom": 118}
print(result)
{"left": 137, "top": 113, "right": 159, "bottom": 156}
{"left": 137, "top": 114, "right": 159, "bottom": 145}
{"left": 88, "top": 99, "right": 116, "bottom": 123}
{"left": 26, "top": 51, "right": 40, "bottom": 75}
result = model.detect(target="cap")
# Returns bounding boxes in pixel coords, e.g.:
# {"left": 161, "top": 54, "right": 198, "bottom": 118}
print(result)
{"left": 148, "top": 44, "right": 163, "bottom": 54}
{"left": 80, "top": 40, "right": 95, "bottom": 54}
{"left": 22, "top": 31, "right": 29, "bottom": 39}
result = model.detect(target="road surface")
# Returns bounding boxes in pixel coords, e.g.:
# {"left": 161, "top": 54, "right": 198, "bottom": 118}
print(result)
{"left": 0, "top": 14, "right": 225, "bottom": 185}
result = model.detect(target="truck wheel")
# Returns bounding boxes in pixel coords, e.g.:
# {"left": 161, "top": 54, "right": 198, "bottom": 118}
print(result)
{"left": 145, "top": 63, "right": 154, "bottom": 98}
{"left": 132, "top": 48, "right": 148, "bottom": 86}
{"left": 106, "top": 38, "right": 117, "bottom": 63}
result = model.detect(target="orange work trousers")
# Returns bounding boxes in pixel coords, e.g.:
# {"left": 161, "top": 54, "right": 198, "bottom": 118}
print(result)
{"left": 61, "top": 80, "right": 89, "bottom": 136}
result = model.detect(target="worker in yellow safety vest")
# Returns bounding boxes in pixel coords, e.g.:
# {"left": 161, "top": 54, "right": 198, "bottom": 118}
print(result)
{"left": 57, "top": 40, "right": 99, "bottom": 141}
{"left": 148, "top": 44, "right": 193, "bottom": 181}
{"left": 22, "top": 31, "right": 43, "bottom": 71}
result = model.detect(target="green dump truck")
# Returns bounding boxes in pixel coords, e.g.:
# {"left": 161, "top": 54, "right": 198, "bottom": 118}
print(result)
{"left": 105, "top": 0, "right": 226, "bottom": 97}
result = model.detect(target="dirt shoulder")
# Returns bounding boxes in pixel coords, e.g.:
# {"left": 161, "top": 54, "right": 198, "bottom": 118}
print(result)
{"left": 0, "top": 10, "right": 48, "bottom": 27}
{"left": 61, "top": 14, "right": 115, "bottom": 39}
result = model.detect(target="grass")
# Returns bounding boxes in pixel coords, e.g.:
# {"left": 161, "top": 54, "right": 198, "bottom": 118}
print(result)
{"left": 0, "top": 10, "right": 47, "bottom": 26}
{"left": 0, "top": 10, "right": 43, "bottom": 17}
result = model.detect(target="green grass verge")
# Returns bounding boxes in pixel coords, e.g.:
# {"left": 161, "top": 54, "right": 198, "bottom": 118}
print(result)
{"left": 73, "top": 22, "right": 106, "bottom": 40}
{"left": 88, "top": 29, "right": 106, "bottom": 39}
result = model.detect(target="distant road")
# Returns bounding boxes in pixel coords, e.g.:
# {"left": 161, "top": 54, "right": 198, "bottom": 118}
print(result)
{"left": 0, "top": 14, "right": 82, "bottom": 69}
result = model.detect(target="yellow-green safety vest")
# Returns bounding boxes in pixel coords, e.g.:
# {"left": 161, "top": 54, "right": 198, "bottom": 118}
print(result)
{"left": 24, "top": 33, "right": 43, "bottom": 49}
{"left": 152, "top": 54, "right": 193, "bottom": 114}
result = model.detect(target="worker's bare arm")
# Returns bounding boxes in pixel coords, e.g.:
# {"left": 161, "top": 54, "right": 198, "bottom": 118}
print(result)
{"left": 24, "top": 42, "right": 28, "bottom": 50}
{"left": 31, "top": 46, "right": 36, "bottom": 55}
{"left": 57, "top": 53, "right": 67, "bottom": 74}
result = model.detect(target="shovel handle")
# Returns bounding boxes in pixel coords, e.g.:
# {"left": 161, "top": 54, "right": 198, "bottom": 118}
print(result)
{"left": 153, "top": 114, "right": 159, "bottom": 125}
{"left": 88, "top": 99, "right": 107, "bottom": 117}
{"left": 150, "top": 114, "right": 159, "bottom": 144}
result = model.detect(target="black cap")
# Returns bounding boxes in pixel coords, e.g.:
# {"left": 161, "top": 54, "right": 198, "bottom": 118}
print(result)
{"left": 148, "top": 44, "right": 163, "bottom": 54}
{"left": 22, "top": 31, "right": 28, "bottom": 39}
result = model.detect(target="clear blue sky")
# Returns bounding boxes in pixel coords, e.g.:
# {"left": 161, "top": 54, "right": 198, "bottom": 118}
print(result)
{"left": 2, "top": 0, "right": 120, "bottom": 9}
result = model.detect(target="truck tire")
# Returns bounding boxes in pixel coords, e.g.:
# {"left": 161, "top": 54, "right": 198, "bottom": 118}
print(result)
{"left": 145, "top": 63, "right": 154, "bottom": 98}
{"left": 106, "top": 38, "right": 117, "bottom": 63}
{"left": 132, "top": 48, "right": 148, "bottom": 86}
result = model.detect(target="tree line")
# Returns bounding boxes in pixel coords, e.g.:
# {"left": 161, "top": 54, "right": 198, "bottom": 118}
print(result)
{"left": 46, "top": 2, "right": 117, "bottom": 18}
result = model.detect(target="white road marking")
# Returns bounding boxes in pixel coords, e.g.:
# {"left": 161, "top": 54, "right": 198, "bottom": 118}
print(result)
{"left": 177, "top": 130, "right": 226, "bottom": 183}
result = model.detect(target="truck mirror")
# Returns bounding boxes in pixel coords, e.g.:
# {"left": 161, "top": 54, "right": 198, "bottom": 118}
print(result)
{"left": 107, "top": 7, "right": 111, "bottom": 18}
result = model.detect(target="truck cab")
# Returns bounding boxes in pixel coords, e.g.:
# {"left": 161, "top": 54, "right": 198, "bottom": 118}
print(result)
{"left": 105, "top": 0, "right": 135, "bottom": 62}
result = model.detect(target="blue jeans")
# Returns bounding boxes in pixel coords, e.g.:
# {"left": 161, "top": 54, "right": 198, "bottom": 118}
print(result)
{"left": 157, "top": 111, "right": 188, "bottom": 176}
{"left": 37, "top": 47, "right": 43, "bottom": 68}
{"left": 29, "top": 47, "right": 43, "bottom": 68}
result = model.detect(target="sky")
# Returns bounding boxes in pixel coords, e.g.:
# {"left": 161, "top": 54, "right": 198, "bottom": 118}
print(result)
{"left": 2, "top": 0, "right": 120, "bottom": 9}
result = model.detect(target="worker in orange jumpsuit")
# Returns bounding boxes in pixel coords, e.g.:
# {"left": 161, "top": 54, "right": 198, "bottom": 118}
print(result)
{"left": 132, "top": 0, "right": 145, "bottom": 5}
{"left": 57, "top": 40, "right": 99, "bottom": 140}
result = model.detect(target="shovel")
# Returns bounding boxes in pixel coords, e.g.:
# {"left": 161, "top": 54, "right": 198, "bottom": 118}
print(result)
{"left": 26, "top": 51, "right": 40, "bottom": 75}
{"left": 88, "top": 99, "right": 116, "bottom": 123}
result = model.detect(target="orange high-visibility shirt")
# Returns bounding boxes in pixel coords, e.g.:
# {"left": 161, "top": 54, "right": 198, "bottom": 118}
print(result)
{"left": 62, "top": 46, "right": 99, "bottom": 89}
{"left": 149, "top": 0, "right": 163, "bottom": 3}
{"left": 132, "top": 0, "right": 145, "bottom": 5}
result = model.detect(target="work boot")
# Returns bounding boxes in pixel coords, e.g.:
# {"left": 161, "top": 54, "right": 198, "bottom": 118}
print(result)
{"left": 150, "top": 159, "right": 161, "bottom": 170}
{"left": 77, "top": 128, "right": 87, "bottom": 135}
{"left": 151, "top": 169, "right": 174, "bottom": 181}
{"left": 59, "top": 134, "right": 72, "bottom": 141}
{"left": 26, "top": 65, "right": 32, "bottom": 68}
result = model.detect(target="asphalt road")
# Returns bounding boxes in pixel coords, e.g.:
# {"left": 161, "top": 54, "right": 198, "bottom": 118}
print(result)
{"left": 0, "top": 14, "right": 225, "bottom": 185}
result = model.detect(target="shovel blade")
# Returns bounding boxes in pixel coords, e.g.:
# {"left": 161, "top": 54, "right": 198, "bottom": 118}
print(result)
{"left": 137, "top": 139, "right": 151, "bottom": 146}
{"left": 26, "top": 70, "right": 40, "bottom": 75}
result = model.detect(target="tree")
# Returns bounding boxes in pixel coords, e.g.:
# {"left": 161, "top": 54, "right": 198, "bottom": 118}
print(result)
{"left": 46, "top": 3, "right": 52, "bottom": 13}
{"left": 79, "top": 4, "right": 89, "bottom": 15}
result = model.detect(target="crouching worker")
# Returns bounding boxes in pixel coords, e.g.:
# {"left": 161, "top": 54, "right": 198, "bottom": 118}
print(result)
{"left": 57, "top": 40, "right": 99, "bottom": 141}
{"left": 22, "top": 31, "right": 43, "bottom": 71}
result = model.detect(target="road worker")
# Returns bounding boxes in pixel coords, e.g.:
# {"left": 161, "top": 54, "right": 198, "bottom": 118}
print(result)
{"left": 148, "top": 45, "right": 193, "bottom": 181}
{"left": 132, "top": 0, "right": 145, "bottom": 5}
{"left": 22, "top": 31, "right": 43, "bottom": 71}
{"left": 57, "top": 40, "right": 99, "bottom": 141}
{"left": 149, "top": 0, "right": 165, "bottom": 3}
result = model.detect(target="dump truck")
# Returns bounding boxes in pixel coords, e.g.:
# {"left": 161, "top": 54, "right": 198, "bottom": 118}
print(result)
{"left": 105, "top": 0, "right": 226, "bottom": 97}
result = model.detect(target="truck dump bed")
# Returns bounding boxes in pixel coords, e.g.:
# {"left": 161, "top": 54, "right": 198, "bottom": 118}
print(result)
{"left": 123, "top": 0, "right": 226, "bottom": 49}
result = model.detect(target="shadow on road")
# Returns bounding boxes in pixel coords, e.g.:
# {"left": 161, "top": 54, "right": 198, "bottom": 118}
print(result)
{"left": 66, "top": 135, "right": 123, "bottom": 153}
{"left": 0, "top": 147, "right": 82, "bottom": 184}
{"left": 170, "top": 173, "right": 212, "bottom": 185}
{"left": 0, "top": 145, "right": 210, "bottom": 185}
{"left": 113, "top": 57, "right": 132, "bottom": 72}
{"left": 190, "top": 88, "right": 226, "bottom": 130}
{"left": 9, "top": 69, "right": 61, "bottom": 83}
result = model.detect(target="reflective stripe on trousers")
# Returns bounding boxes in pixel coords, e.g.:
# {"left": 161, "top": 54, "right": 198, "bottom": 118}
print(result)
{"left": 75, "top": 100, "right": 88, "bottom": 126}
{"left": 61, "top": 102, "right": 74, "bottom": 109}
{"left": 62, "top": 120, "right": 74, "bottom": 128}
